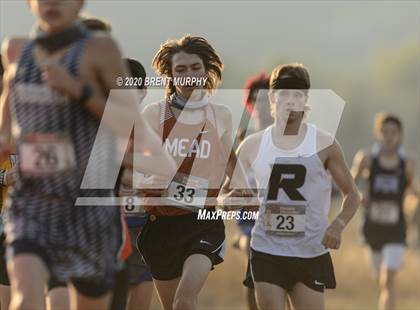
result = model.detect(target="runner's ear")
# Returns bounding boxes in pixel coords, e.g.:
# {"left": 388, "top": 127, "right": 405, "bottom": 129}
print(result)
{"left": 268, "top": 90, "right": 276, "bottom": 104}
{"left": 268, "top": 90, "right": 276, "bottom": 118}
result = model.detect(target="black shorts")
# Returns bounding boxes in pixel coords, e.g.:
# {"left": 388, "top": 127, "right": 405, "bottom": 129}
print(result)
{"left": 110, "top": 263, "right": 129, "bottom": 310}
{"left": 137, "top": 210, "right": 225, "bottom": 281}
{"left": 8, "top": 239, "right": 113, "bottom": 298}
{"left": 249, "top": 248, "right": 336, "bottom": 293}
{"left": 3, "top": 235, "right": 73, "bottom": 292}
{"left": 48, "top": 277, "right": 66, "bottom": 290}
{"left": 0, "top": 233, "right": 9, "bottom": 286}
{"left": 127, "top": 226, "right": 152, "bottom": 285}
{"left": 49, "top": 263, "right": 131, "bottom": 310}
{"left": 243, "top": 257, "right": 254, "bottom": 289}
{"left": 2, "top": 239, "right": 72, "bottom": 292}
{"left": 362, "top": 220, "right": 406, "bottom": 251}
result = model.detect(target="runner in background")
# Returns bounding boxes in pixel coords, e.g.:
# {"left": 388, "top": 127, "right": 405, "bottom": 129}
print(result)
{"left": 231, "top": 72, "right": 271, "bottom": 310}
{"left": 113, "top": 58, "right": 154, "bottom": 310}
{"left": 0, "top": 54, "right": 17, "bottom": 310}
{"left": 352, "top": 113, "right": 418, "bottom": 310}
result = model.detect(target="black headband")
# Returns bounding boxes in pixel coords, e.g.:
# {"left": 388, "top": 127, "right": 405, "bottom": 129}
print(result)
{"left": 271, "top": 76, "right": 309, "bottom": 90}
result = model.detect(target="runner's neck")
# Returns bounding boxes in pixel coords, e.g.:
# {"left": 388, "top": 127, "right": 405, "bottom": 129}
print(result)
{"left": 33, "top": 22, "right": 85, "bottom": 54}
{"left": 170, "top": 91, "right": 209, "bottom": 110}
{"left": 378, "top": 151, "right": 400, "bottom": 169}
{"left": 272, "top": 122, "right": 308, "bottom": 151}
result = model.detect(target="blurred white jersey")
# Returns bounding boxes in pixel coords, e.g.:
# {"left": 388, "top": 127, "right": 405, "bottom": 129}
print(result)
{"left": 250, "top": 123, "right": 332, "bottom": 258}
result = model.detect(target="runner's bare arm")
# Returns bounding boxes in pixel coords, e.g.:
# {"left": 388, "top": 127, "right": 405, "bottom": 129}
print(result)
{"left": 217, "top": 105, "right": 251, "bottom": 191}
{"left": 39, "top": 35, "right": 136, "bottom": 137}
{"left": 0, "top": 52, "right": 11, "bottom": 143}
{"left": 322, "top": 140, "right": 361, "bottom": 250}
{"left": 350, "top": 149, "right": 371, "bottom": 206}
{"left": 83, "top": 36, "right": 131, "bottom": 121}
{"left": 351, "top": 149, "right": 370, "bottom": 182}
{"left": 406, "top": 158, "right": 419, "bottom": 197}
{"left": 328, "top": 140, "right": 361, "bottom": 227}
{"left": 88, "top": 40, "right": 176, "bottom": 176}
{"left": 40, "top": 35, "right": 175, "bottom": 176}
{"left": 123, "top": 102, "right": 176, "bottom": 177}
{"left": 0, "top": 38, "right": 27, "bottom": 159}
{"left": 219, "top": 132, "right": 262, "bottom": 210}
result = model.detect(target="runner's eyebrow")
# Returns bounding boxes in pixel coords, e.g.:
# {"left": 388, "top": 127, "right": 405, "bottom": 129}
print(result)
{"left": 174, "top": 63, "right": 202, "bottom": 69}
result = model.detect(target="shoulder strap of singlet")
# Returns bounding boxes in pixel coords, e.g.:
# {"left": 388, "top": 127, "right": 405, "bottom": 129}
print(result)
{"left": 159, "top": 100, "right": 209, "bottom": 144}
{"left": 18, "top": 40, "right": 36, "bottom": 65}
{"left": 61, "top": 33, "right": 90, "bottom": 78}
{"left": 399, "top": 155, "right": 406, "bottom": 175}
{"left": 251, "top": 126, "right": 272, "bottom": 169}
{"left": 300, "top": 123, "right": 318, "bottom": 155}
{"left": 369, "top": 143, "right": 378, "bottom": 162}
{"left": 368, "top": 149, "right": 405, "bottom": 184}
{"left": 13, "top": 41, "right": 37, "bottom": 84}
{"left": 262, "top": 125, "right": 273, "bottom": 148}
{"left": 162, "top": 100, "right": 176, "bottom": 144}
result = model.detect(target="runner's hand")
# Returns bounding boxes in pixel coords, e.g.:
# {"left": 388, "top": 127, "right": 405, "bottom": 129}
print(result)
{"left": 118, "top": 186, "right": 140, "bottom": 197}
{"left": 137, "top": 174, "right": 171, "bottom": 196}
{"left": 322, "top": 219, "right": 344, "bottom": 250}
{"left": 219, "top": 189, "right": 258, "bottom": 211}
{"left": 41, "top": 63, "right": 81, "bottom": 100}
{"left": 361, "top": 194, "right": 369, "bottom": 208}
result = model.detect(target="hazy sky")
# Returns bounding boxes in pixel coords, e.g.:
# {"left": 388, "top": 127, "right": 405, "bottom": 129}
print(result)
{"left": 1, "top": 1, "right": 419, "bottom": 86}
{"left": 1, "top": 1, "right": 419, "bottom": 157}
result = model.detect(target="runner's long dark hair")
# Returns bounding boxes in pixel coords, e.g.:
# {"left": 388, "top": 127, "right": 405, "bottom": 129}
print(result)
{"left": 152, "top": 35, "right": 223, "bottom": 98}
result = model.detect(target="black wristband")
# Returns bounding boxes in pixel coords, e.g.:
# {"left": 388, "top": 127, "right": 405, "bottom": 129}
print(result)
{"left": 78, "top": 84, "right": 94, "bottom": 106}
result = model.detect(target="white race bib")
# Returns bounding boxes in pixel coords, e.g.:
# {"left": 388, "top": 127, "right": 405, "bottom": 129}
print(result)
{"left": 119, "top": 185, "right": 145, "bottom": 217}
{"left": 264, "top": 202, "right": 306, "bottom": 236}
{"left": 19, "top": 133, "right": 76, "bottom": 177}
{"left": 122, "top": 199, "right": 145, "bottom": 216}
{"left": 166, "top": 173, "right": 208, "bottom": 212}
{"left": 118, "top": 184, "right": 145, "bottom": 217}
{"left": 369, "top": 201, "right": 400, "bottom": 225}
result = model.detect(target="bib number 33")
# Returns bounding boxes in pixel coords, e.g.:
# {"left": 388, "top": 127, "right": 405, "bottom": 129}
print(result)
{"left": 167, "top": 173, "right": 208, "bottom": 211}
